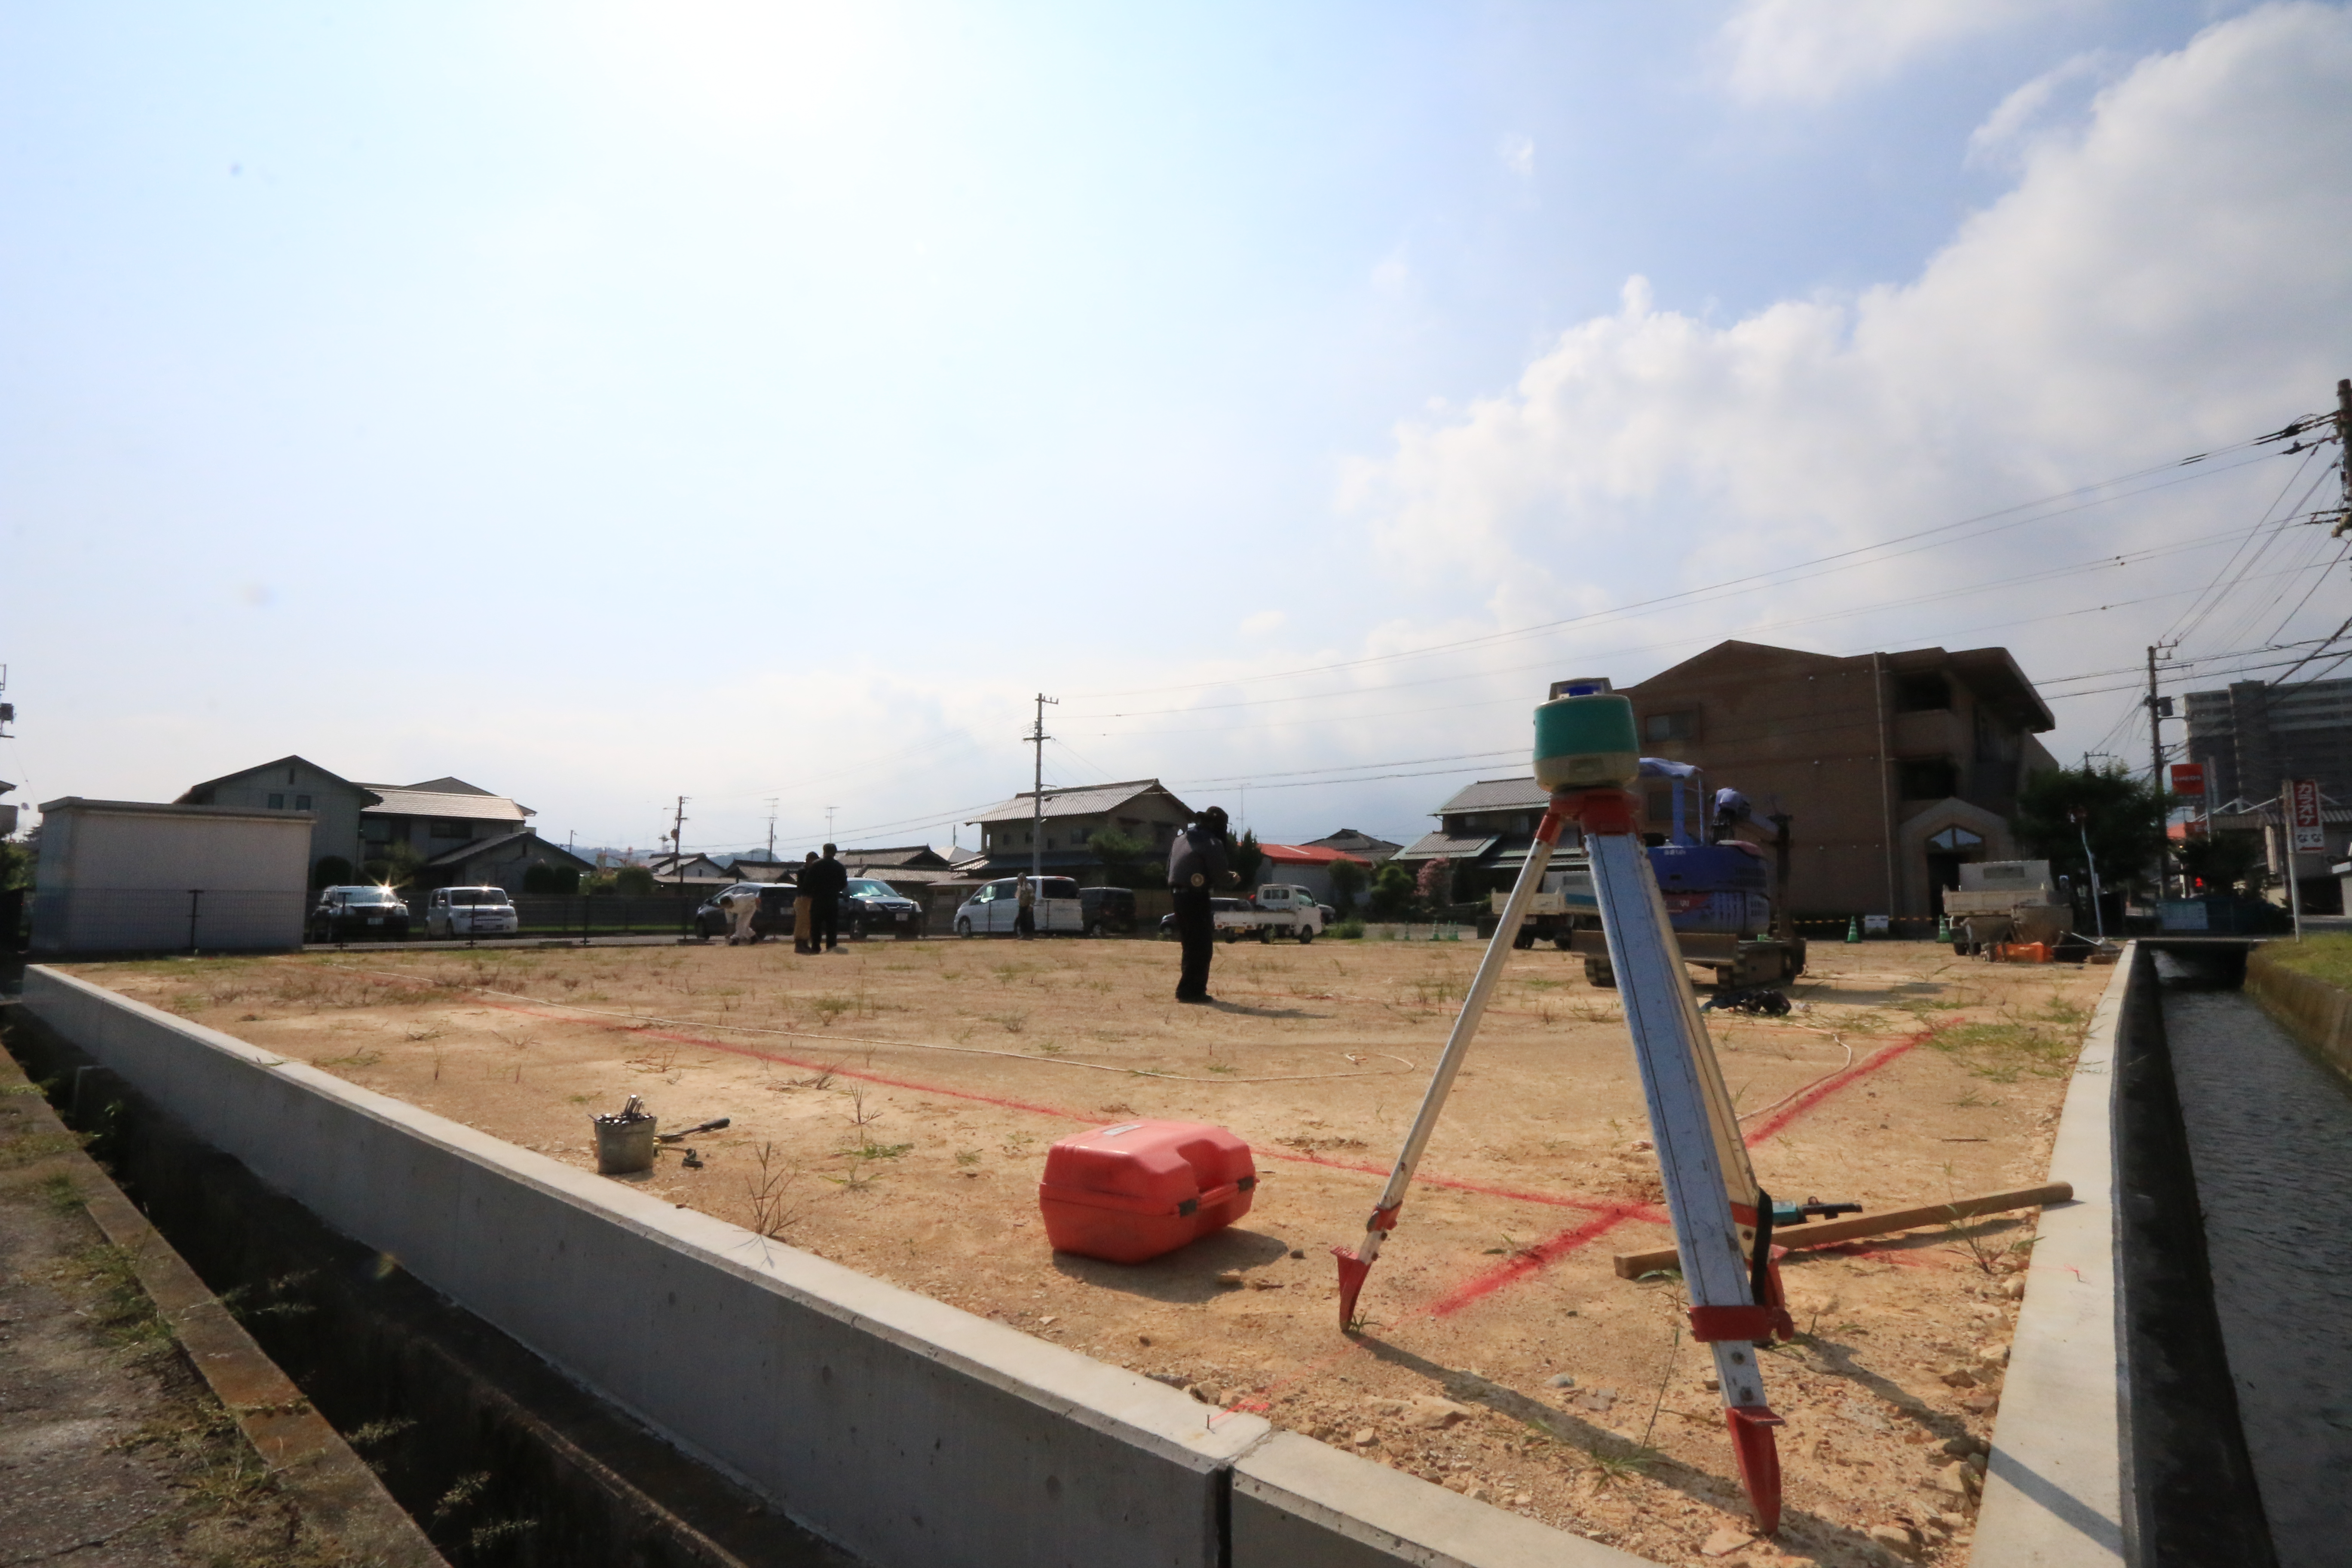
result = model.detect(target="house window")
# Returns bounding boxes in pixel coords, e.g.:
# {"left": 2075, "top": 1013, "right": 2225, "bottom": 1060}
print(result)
{"left": 362, "top": 820, "right": 392, "bottom": 844}
{"left": 1644, "top": 711, "right": 1696, "bottom": 742}
{"left": 1928, "top": 826, "right": 1984, "bottom": 851}
{"left": 430, "top": 819, "right": 472, "bottom": 839}
{"left": 294, "top": 794, "right": 312, "bottom": 810}
{"left": 1898, "top": 759, "right": 1958, "bottom": 799}
{"left": 267, "top": 793, "right": 285, "bottom": 809}
{"left": 1895, "top": 673, "right": 1951, "bottom": 712}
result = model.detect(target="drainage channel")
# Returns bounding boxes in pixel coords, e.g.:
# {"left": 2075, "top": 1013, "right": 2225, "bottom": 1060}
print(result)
{"left": 2157, "top": 957, "right": 2352, "bottom": 1568}
{"left": 4, "top": 1011, "right": 867, "bottom": 1568}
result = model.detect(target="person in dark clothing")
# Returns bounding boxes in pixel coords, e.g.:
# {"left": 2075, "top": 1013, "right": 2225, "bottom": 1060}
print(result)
{"left": 793, "top": 851, "right": 818, "bottom": 953}
{"left": 807, "top": 844, "right": 849, "bottom": 952}
{"left": 1167, "top": 807, "right": 1235, "bottom": 1003}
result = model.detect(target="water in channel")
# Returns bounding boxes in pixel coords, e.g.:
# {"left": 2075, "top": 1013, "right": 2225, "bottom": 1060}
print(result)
{"left": 2160, "top": 983, "right": 2352, "bottom": 1568}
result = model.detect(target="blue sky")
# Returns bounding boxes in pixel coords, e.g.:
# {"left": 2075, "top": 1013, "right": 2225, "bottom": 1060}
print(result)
{"left": 6, "top": 2, "right": 2349, "bottom": 855}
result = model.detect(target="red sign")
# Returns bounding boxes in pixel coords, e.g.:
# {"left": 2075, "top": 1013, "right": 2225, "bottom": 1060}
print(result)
{"left": 2169, "top": 763, "right": 2206, "bottom": 800}
{"left": 2288, "top": 777, "right": 2325, "bottom": 853}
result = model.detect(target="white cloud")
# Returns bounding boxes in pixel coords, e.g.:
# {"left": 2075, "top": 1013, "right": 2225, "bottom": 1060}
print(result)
{"left": 1345, "top": 5, "right": 2352, "bottom": 741}
{"left": 1967, "top": 50, "right": 2115, "bottom": 167}
{"left": 1720, "top": 0, "right": 2080, "bottom": 103}
{"left": 1498, "top": 132, "right": 1536, "bottom": 178}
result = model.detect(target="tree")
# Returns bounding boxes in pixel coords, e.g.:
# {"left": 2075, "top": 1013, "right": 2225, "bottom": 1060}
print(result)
{"left": 1415, "top": 855, "right": 1453, "bottom": 909}
{"left": 361, "top": 842, "right": 423, "bottom": 891}
{"left": 1326, "top": 857, "right": 1368, "bottom": 915}
{"left": 523, "top": 863, "right": 582, "bottom": 894}
{"left": 2012, "top": 765, "right": 2173, "bottom": 903}
{"left": 312, "top": 855, "right": 353, "bottom": 890}
{"left": 1231, "top": 829, "right": 1264, "bottom": 890}
{"left": 1087, "top": 827, "right": 1156, "bottom": 889}
{"left": 612, "top": 865, "right": 658, "bottom": 897}
{"left": 1366, "top": 861, "right": 1416, "bottom": 920}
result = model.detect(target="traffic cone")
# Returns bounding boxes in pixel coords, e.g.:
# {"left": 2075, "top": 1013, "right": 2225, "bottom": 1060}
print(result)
{"left": 1845, "top": 916, "right": 1861, "bottom": 943}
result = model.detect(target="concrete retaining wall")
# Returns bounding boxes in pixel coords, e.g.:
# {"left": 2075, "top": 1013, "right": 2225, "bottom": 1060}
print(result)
{"left": 1970, "top": 946, "right": 2130, "bottom": 1567}
{"left": 2244, "top": 944, "right": 2352, "bottom": 1084}
{"left": 22, "top": 966, "right": 1640, "bottom": 1568}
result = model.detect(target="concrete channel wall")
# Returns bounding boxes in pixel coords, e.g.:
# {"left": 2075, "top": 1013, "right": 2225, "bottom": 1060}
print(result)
{"left": 23, "top": 966, "right": 1641, "bottom": 1568}
{"left": 2243, "top": 944, "right": 2352, "bottom": 1085}
{"left": 1970, "top": 947, "right": 2131, "bottom": 1567}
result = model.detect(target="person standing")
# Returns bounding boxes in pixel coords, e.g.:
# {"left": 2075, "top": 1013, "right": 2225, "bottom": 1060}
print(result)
{"left": 1168, "top": 806, "right": 1235, "bottom": 1003}
{"left": 1015, "top": 875, "right": 1036, "bottom": 940}
{"left": 809, "top": 842, "right": 848, "bottom": 952}
{"left": 793, "top": 851, "right": 818, "bottom": 954}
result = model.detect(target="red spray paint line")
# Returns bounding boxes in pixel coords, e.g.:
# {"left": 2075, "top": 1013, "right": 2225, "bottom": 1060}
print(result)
{"left": 415, "top": 984, "right": 1660, "bottom": 1219}
{"left": 1741, "top": 1030, "right": 1933, "bottom": 1147}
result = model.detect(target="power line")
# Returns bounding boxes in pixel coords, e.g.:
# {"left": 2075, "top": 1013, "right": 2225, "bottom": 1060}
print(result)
{"left": 1065, "top": 426, "right": 2309, "bottom": 708}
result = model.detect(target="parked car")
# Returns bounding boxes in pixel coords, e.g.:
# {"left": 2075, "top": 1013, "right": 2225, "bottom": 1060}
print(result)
{"left": 1156, "top": 897, "right": 1253, "bottom": 940}
{"left": 844, "top": 877, "right": 926, "bottom": 939}
{"left": 425, "top": 885, "right": 519, "bottom": 939}
{"left": 1079, "top": 885, "right": 1136, "bottom": 936}
{"left": 955, "top": 876, "right": 1083, "bottom": 937}
{"left": 309, "top": 885, "right": 410, "bottom": 943}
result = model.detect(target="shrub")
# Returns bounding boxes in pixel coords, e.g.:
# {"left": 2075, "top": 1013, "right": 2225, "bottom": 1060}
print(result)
{"left": 312, "top": 856, "right": 354, "bottom": 889}
{"left": 523, "top": 863, "right": 581, "bottom": 895}
{"left": 1332, "top": 917, "right": 1365, "bottom": 940}
{"left": 612, "top": 866, "right": 657, "bottom": 897}
{"left": 1366, "top": 861, "right": 1416, "bottom": 921}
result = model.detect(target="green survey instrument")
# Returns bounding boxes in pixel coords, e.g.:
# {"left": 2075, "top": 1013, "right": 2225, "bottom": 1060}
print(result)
{"left": 1332, "top": 678, "right": 1796, "bottom": 1534}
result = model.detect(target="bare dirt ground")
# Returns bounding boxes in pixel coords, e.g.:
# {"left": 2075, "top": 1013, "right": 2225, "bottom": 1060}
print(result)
{"left": 73, "top": 934, "right": 2112, "bottom": 1567}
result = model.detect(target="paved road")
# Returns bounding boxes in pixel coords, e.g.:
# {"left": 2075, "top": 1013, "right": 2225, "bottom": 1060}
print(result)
{"left": 2165, "top": 988, "right": 2352, "bottom": 1568}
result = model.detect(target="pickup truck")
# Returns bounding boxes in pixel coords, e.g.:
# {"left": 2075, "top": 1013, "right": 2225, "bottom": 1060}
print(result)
{"left": 1945, "top": 860, "right": 2071, "bottom": 954}
{"left": 1156, "top": 886, "right": 1331, "bottom": 943}
{"left": 1229, "top": 884, "right": 1328, "bottom": 943}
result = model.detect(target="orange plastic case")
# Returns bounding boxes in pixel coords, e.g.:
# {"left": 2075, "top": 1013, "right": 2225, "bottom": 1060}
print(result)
{"left": 1037, "top": 1120, "right": 1257, "bottom": 1264}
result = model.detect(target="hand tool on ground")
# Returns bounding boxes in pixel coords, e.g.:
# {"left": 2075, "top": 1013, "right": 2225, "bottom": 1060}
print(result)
{"left": 1332, "top": 679, "right": 1813, "bottom": 1534}
{"left": 655, "top": 1117, "right": 731, "bottom": 1143}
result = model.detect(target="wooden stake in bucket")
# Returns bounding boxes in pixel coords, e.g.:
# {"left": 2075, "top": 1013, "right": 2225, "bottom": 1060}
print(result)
{"left": 594, "top": 1095, "right": 658, "bottom": 1175}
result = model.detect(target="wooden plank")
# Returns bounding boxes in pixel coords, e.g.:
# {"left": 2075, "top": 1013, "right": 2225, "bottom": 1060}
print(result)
{"left": 1609, "top": 1182, "right": 2075, "bottom": 1279}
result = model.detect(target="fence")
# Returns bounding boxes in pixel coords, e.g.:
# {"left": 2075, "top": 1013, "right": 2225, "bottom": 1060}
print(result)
{"left": 29, "top": 888, "right": 307, "bottom": 955}
{"left": 506, "top": 896, "right": 696, "bottom": 937}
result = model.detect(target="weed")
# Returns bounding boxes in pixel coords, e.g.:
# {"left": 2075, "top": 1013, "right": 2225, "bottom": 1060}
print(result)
{"left": 742, "top": 1142, "right": 809, "bottom": 1238}
{"left": 0, "top": 1129, "right": 81, "bottom": 1170}
{"left": 433, "top": 1470, "right": 493, "bottom": 1523}
{"left": 35, "top": 1171, "right": 83, "bottom": 1215}
{"left": 61, "top": 1242, "right": 173, "bottom": 1351}
{"left": 344, "top": 1417, "right": 419, "bottom": 1449}
{"left": 1583, "top": 1437, "right": 1655, "bottom": 1485}
{"left": 955, "top": 1148, "right": 983, "bottom": 1167}
{"left": 309, "top": 1048, "right": 383, "bottom": 1069}
{"left": 811, "top": 995, "right": 855, "bottom": 1026}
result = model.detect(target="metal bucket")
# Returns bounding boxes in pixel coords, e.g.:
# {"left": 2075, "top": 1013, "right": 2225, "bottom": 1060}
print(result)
{"left": 594, "top": 1101, "right": 658, "bottom": 1175}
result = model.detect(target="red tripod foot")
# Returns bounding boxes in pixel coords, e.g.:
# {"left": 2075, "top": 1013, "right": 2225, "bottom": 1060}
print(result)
{"left": 1725, "top": 1404, "right": 1785, "bottom": 1535}
{"left": 1333, "top": 1248, "right": 1371, "bottom": 1331}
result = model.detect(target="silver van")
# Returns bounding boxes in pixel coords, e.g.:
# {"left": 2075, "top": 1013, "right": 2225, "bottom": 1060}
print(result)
{"left": 954, "top": 876, "right": 1082, "bottom": 937}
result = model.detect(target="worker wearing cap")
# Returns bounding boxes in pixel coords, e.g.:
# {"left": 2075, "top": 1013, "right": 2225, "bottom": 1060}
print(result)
{"left": 1168, "top": 806, "right": 1237, "bottom": 1003}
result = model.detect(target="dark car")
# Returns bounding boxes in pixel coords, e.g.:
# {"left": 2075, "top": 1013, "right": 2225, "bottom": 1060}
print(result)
{"left": 1080, "top": 885, "right": 1135, "bottom": 936}
{"left": 309, "top": 884, "right": 410, "bottom": 943}
{"left": 694, "top": 882, "right": 771, "bottom": 939}
{"left": 843, "top": 877, "right": 925, "bottom": 939}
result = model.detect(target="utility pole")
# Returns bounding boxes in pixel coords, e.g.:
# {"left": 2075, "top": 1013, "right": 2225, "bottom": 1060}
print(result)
{"left": 2333, "top": 378, "right": 2352, "bottom": 536}
{"left": 671, "top": 797, "right": 688, "bottom": 897}
{"left": 825, "top": 805, "right": 836, "bottom": 844}
{"left": 1028, "top": 693, "right": 1058, "bottom": 888}
{"left": 2148, "top": 644, "right": 2174, "bottom": 895}
{"left": 765, "top": 798, "right": 778, "bottom": 862}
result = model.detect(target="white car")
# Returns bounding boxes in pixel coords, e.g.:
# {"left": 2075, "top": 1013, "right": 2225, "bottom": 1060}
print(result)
{"left": 954, "top": 876, "right": 1083, "bottom": 937}
{"left": 425, "top": 885, "right": 519, "bottom": 939}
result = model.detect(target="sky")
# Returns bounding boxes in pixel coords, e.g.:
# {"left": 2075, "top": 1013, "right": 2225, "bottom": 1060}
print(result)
{"left": 4, "top": 1, "right": 2350, "bottom": 858}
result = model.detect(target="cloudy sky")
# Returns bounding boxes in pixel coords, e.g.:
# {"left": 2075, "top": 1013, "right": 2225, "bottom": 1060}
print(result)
{"left": 5, "top": 1, "right": 2349, "bottom": 855}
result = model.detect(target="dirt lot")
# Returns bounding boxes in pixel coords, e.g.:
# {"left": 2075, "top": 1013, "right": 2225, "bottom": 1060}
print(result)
{"left": 74, "top": 934, "right": 2112, "bottom": 1567}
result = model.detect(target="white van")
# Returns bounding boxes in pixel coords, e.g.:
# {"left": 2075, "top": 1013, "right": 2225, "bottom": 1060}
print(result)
{"left": 426, "top": 885, "right": 519, "bottom": 938}
{"left": 954, "top": 876, "right": 1083, "bottom": 937}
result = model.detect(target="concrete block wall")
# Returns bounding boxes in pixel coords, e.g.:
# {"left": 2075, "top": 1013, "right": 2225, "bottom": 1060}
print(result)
{"left": 23, "top": 966, "right": 1642, "bottom": 1568}
{"left": 2244, "top": 943, "right": 2352, "bottom": 1085}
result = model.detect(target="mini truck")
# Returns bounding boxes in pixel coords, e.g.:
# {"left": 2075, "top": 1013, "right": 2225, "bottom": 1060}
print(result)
{"left": 1226, "top": 883, "right": 1326, "bottom": 943}
{"left": 1944, "top": 860, "right": 2072, "bottom": 954}
{"left": 1482, "top": 758, "right": 1804, "bottom": 989}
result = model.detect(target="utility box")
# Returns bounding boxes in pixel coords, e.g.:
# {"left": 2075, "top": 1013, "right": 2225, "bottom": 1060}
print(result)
{"left": 31, "top": 798, "right": 312, "bottom": 954}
